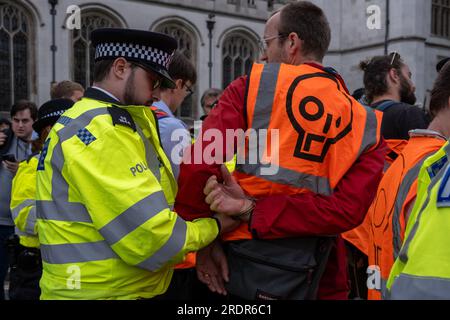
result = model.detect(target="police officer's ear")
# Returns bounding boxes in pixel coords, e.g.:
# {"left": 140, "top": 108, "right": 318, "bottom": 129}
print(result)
{"left": 111, "top": 57, "right": 131, "bottom": 80}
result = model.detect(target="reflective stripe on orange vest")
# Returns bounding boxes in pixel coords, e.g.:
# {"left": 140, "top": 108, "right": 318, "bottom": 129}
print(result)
{"left": 366, "top": 134, "right": 445, "bottom": 300}
{"left": 222, "top": 62, "right": 382, "bottom": 242}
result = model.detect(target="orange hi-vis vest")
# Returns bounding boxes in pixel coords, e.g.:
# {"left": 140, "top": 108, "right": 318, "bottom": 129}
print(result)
{"left": 222, "top": 62, "right": 383, "bottom": 242}
{"left": 366, "top": 130, "right": 446, "bottom": 300}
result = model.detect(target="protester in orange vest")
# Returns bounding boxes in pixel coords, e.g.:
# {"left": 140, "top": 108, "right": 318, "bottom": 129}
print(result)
{"left": 366, "top": 60, "right": 450, "bottom": 300}
{"left": 342, "top": 53, "right": 430, "bottom": 297}
{"left": 175, "top": 1, "right": 386, "bottom": 300}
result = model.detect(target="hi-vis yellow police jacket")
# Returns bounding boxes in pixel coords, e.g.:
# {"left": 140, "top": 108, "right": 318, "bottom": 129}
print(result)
{"left": 11, "top": 155, "right": 40, "bottom": 249}
{"left": 386, "top": 142, "right": 450, "bottom": 299}
{"left": 36, "top": 89, "right": 219, "bottom": 300}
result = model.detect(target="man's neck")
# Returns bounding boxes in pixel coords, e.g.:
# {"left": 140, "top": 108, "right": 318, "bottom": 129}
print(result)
{"left": 92, "top": 82, "right": 122, "bottom": 102}
{"left": 372, "top": 92, "right": 400, "bottom": 105}
{"left": 428, "top": 109, "right": 450, "bottom": 139}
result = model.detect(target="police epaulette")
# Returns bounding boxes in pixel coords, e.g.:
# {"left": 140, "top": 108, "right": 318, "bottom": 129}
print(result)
{"left": 108, "top": 105, "right": 136, "bottom": 131}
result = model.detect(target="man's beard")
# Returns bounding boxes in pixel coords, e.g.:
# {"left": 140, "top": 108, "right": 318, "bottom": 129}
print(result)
{"left": 123, "top": 69, "right": 150, "bottom": 105}
{"left": 124, "top": 70, "right": 136, "bottom": 105}
{"left": 399, "top": 74, "right": 417, "bottom": 105}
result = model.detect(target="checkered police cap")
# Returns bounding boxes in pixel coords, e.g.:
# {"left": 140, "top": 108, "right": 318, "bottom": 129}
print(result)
{"left": 91, "top": 28, "right": 178, "bottom": 88}
{"left": 33, "top": 98, "right": 74, "bottom": 135}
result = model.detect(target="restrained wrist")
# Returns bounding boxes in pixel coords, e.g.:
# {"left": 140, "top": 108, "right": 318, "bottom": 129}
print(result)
{"left": 233, "top": 198, "right": 256, "bottom": 222}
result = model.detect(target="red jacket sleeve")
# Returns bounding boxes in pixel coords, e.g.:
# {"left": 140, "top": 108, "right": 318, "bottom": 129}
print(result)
{"left": 250, "top": 139, "right": 387, "bottom": 239}
{"left": 175, "top": 77, "right": 248, "bottom": 221}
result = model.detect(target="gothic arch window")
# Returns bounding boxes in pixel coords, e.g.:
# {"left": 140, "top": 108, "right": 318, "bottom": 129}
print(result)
{"left": 432, "top": 0, "right": 450, "bottom": 39}
{"left": 154, "top": 22, "right": 198, "bottom": 121}
{"left": 222, "top": 32, "right": 258, "bottom": 89}
{"left": 71, "top": 10, "right": 123, "bottom": 89}
{"left": 0, "top": 1, "right": 34, "bottom": 111}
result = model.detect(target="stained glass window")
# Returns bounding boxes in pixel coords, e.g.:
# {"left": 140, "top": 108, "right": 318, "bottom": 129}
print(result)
{"left": 72, "top": 11, "right": 121, "bottom": 88}
{"left": 222, "top": 33, "right": 257, "bottom": 88}
{"left": 0, "top": 2, "right": 32, "bottom": 111}
{"left": 432, "top": 0, "right": 450, "bottom": 39}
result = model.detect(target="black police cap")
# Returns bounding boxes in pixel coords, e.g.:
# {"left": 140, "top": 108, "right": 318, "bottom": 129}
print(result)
{"left": 33, "top": 99, "right": 74, "bottom": 135}
{"left": 91, "top": 28, "right": 178, "bottom": 89}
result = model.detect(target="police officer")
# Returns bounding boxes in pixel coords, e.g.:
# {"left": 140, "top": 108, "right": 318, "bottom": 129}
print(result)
{"left": 36, "top": 28, "right": 237, "bottom": 300}
{"left": 9, "top": 98, "right": 74, "bottom": 300}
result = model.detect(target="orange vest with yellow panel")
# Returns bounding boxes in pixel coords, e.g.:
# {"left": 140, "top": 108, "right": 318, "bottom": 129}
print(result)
{"left": 222, "top": 63, "right": 383, "bottom": 241}
{"left": 366, "top": 130, "right": 446, "bottom": 300}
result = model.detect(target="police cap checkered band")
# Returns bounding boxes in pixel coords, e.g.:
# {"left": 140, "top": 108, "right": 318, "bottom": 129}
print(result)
{"left": 33, "top": 98, "right": 74, "bottom": 134}
{"left": 40, "top": 109, "right": 66, "bottom": 120}
{"left": 91, "top": 28, "right": 178, "bottom": 88}
{"left": 95, "top": 42, "right": 173, "bottom": 70}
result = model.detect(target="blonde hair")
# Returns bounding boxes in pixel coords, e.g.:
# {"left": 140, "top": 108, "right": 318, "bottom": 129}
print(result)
{"left": 50, "top": 81, "right": 84, "bottom": 99}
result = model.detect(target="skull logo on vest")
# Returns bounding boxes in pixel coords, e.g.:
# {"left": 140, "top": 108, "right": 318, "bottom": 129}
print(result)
{"left": 286, "top": 74, "right": 353, "bottom": 163}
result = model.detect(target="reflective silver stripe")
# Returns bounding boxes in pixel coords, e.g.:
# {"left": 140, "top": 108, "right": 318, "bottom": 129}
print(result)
{"left": 237, "top": 63, "right": 334, "bottom": 195}
{"left": 250, "top": 63, "right": 280, "bottom": 135}
{"left": 137, "top": 216, "right": 187, "bottom": 272}
{"left": 25, "top": 206, "right": 37, "bottom": 235}
{"left": 389, "top": 274, "right": 450, "bottom": 300}
{"left": 235, "top": 163, "right": 332, "bottom": 196}
{"left": 37, "top": 109, "right": 109, "bottom": 222}
{"left": 392, "top": 155, "right": 432, "bottom": 259}
{"left": 36, "top": 200, "right": 92, "bottom": 223}
{"left": 40, "top": 241, "right": 118, "bottom": 264}
{"left": 136, "top": 125, "right": 161, "bottom": 183}
{"left": 358, "top": 105, "right": 378, "bottom": 156}
{"left": 99, "top": 191, "right": 169, "bottom": 245}
{"left": 11, "top": 199, "right": 34, "bottom": 222}
{"left": 57, "top": 108, "right": 109, "bottom": 143}
{"left": 398, "top": 156, "right": 450, "bottom": 263}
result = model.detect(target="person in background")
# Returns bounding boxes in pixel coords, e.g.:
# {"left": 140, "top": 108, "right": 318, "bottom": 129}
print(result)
{"left": 8, "top": 98, "right": 74, "bottom": 300}
{"left": 151, "top": 52, "right": 197, "bottom": 180}
{"left": 200, "top": 88, "right": 222, "bottom": 121}
{"left": 359, "top": 53, "right": 429, "bottom": 141}
{"left": 0, "top": 100, "right": 37, "bottom": 300}
{"left": 50, "top": 80, "right": 85, "bottom": 102}
{"left": 343, "top": 53, "right": 431, "bottom": 287}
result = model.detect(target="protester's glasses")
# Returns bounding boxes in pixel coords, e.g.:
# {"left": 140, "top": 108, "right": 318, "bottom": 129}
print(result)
{"left": 258, "top": 34, "right": 288, "bottom": 55}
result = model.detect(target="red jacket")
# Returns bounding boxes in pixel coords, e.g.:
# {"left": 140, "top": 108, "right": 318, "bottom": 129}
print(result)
{"left": 175, "top": 72, "right": 386, "bottom": 300}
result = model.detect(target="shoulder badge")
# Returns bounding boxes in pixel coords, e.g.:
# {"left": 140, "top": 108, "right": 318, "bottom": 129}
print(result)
{"left": 437, "top": 165, "right": 450, "bottom": 207}
{"left": 427, "top": 155, "right": 448, "bottom": 179}
{"left": 108, "top": 105, "right": 136, "bottom": 131}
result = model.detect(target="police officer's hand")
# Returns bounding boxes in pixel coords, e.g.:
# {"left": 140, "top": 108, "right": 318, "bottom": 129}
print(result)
{"left": 0, "top": 131, "right": 6, "bottom": 146}
{"left": 3, "top": 160, "right": 19, "bottom": 174}
{"left": 214, "top": 212, "right": 240, "bottom": 234}
{"left": 196, "top": 241, "right": 228, "bottom": 295}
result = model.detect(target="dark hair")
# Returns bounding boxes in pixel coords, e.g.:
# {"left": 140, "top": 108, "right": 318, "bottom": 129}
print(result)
{"left": 163, "top": 52, "right": 197, "bottom": 90}
{"left": 278, "top": 1, "right": 331, "bottom": 61}
{"left": 93, "top": 59, "right": 115, "bottom": 83}
{"left": 51, "top": 80, "right": 84, "bottom": 99}
{"left": 201, "top": 88, "right": 223, "bottom": 108}
{"left": 10, "top": 100, "right": 38, "bottom": 120}
{"left": 429, "top": 61, "right": 450, "bottom": 118}
{"left": 359, "top": 53, "right": 405, "bottom": 104}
